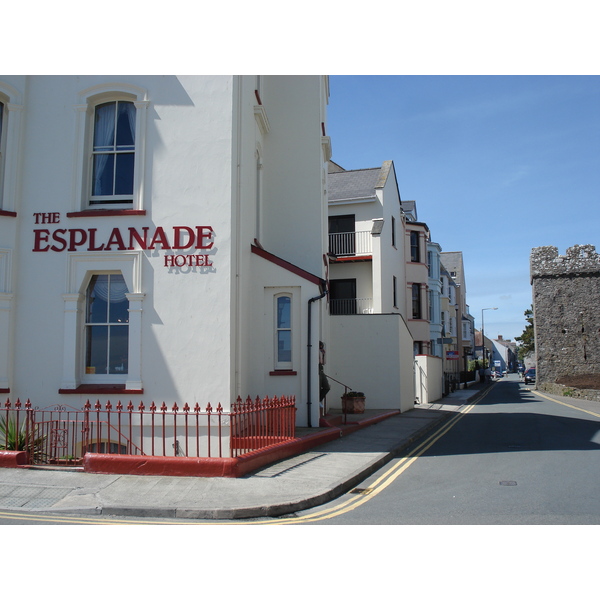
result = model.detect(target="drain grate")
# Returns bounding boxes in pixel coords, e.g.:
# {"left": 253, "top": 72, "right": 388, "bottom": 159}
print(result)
{"left": 0, "top": 483, "right": 72, "bottom": 509}
{"left": 349, "top": 488, "right": 373, "bottom": 495}
{"left": 499, "top": 481, "right": 517, "bottom": 486}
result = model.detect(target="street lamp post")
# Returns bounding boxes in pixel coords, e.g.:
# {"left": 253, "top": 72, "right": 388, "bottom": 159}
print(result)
{"left": 481, "top": 307, "right": 498, "bottom": 369}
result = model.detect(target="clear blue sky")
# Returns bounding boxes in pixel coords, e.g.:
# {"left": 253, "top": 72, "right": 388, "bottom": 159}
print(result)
{"left": 326, "top": 75, "right": 600, "bottom": 342}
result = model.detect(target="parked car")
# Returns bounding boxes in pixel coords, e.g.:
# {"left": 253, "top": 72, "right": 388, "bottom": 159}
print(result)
{"left": 524, "top": 368, "right": 536, "bottom": 384}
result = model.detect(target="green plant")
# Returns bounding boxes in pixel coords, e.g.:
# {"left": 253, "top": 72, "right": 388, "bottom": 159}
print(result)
{"left": 0, "top": 416, "right": 47, "bottom": 461}
{"left": 562, "top": 388, "right": 574, "bottom": 397}
{"left": 516, "top": 306, "right": 535, "bottom": 361}
{"left": 345, "top": 391, "right": 365, "bottom": 397}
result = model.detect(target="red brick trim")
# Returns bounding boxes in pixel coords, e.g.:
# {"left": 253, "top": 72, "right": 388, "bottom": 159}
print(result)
{"left": 269, "top": 370, "right": 297, "bottom": 376}
{"left": 66, "top": 209, "right": 146, "bottom": 218}
{"left": 330, "top": 255, "right": 372, "bottom": 262}
{"left": 251, "top": 244, "right": 324, "bottom": 286}
{"left": 59, "top": 384, "right": 143, "bottom": 394}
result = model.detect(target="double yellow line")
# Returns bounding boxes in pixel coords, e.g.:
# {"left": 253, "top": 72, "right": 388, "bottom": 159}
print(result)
{"left": 533, "top": 390, "right": 600, "bottom": 418}
{"left": 0, "top": 388, "right": 495, "bottom": 526}
{"left": 252, "top": 386, "right": 492, "bottom": 525}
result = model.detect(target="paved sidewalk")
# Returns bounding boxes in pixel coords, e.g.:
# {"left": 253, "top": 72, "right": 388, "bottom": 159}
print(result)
{"left": 0, "top": 383, "right": 488, "bottom": 520}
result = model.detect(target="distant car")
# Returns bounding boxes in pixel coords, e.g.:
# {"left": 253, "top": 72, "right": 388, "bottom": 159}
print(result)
{"left": 524, "top": 368, "right": 536, "bottom": 384}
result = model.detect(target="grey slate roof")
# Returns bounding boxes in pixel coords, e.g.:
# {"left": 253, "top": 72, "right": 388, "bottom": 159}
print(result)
{"left": 440, "top": 251, "right": 462, "bottom": 274}
{"left": 328, "top": 167, "right": 382, "bottom": 202}
{"left": 402, "top": 200, "right": 417, "bottom": 220}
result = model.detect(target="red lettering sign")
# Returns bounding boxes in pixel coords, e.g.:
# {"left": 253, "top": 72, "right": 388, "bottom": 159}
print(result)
{"left": 164, "top": 254, "right": 213, "bottom": 268}
{"left": 32, "top": 219, "right": 216, "bottom": 272}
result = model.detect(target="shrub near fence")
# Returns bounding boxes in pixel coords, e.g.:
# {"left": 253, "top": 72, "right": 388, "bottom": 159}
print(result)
{"left": 1, "top": 395, "right": 297, "bottom": 465}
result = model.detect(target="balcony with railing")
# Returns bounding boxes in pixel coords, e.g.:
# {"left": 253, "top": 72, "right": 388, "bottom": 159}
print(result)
{"left": 328, "top": 230, "right": 372, "bottom": 258}
{"left": 330, "top": 297, "right": 374, "bottom": 315}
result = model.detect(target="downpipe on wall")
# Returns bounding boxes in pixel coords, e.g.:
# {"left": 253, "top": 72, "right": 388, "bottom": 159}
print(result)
{"left": 307, "top": 288, "right": 328, "bottom": 427}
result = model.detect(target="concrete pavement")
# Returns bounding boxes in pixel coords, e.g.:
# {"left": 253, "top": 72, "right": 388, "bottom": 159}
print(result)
{"left": 0, "top": 383, "right": 488, "bottom": 520}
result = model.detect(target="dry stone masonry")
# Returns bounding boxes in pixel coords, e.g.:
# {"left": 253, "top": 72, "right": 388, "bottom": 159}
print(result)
{"left": 530, "top": 245, "right": 600, "bottom": 397}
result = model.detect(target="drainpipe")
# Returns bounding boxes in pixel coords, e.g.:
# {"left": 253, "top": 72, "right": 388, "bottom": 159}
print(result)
{"left": 307, "top": 287, "right": 327, "bottom": 427}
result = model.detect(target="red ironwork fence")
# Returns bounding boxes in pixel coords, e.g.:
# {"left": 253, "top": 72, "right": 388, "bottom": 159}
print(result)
{"left": 1, "top": 395, "right": 296, "bottom": 465}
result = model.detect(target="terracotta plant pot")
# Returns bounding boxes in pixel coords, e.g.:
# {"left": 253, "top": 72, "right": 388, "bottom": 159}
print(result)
{"left": 342, "top": 394, "right": 365, "bottom": 414}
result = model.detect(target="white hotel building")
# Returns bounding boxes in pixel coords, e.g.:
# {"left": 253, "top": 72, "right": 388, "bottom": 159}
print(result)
{"left": 0, "top": 75, "right": 331, "bottom": 428}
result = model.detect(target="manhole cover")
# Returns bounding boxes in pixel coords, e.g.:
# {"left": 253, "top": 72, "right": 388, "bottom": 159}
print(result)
{"left": 499, "top": 481, "right": 517, "bottom": 486}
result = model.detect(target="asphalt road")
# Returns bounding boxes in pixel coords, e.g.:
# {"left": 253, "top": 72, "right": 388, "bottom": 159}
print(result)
{"left": 2, "top": 374, "right": 599, "bottom": 527}
{"left": 295, "top": 374, "right": 600, "bottom": 525}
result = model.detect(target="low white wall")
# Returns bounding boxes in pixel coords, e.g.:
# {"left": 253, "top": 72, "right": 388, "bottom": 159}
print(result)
{"left": 414, "top": 354, "right": 443, "bottom": 404}
{"left": 326, "top": 314, "right": 414, "bottom": 413}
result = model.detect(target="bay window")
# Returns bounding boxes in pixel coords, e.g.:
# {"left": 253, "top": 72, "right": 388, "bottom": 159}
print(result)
{"left": 412, "top": 283, "right": 422, "bottom": 319}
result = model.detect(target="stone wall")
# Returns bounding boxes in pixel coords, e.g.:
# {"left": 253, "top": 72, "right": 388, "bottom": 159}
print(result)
{"left": 530, "top": 245, "right": 600, "bottom": 387}
{"left": 537, "top": 382, "right": 600, "bottom": 402}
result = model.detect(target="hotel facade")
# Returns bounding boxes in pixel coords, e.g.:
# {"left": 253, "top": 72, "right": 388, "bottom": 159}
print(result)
{"left": 0, "top": 75, "right": 331, "bottom": 428}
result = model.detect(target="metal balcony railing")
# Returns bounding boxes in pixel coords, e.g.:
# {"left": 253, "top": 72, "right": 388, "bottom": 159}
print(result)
{"left": 330, "top": 298, "right": 373, "bottom": 315}
{"left": 328, "top": 231, "right": 372, "bottom": 257}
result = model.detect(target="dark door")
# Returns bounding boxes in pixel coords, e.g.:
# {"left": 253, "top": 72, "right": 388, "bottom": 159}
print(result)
{"left": 329, "top": 215, "right": 355, "bottom": 256}
{"left": 330, "top": 279, "right": 357, "bottom": 315}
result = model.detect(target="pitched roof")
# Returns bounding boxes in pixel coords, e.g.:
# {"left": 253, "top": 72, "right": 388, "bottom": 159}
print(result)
{"left": 328, "top": 167, "right": 382, "bottom": 202}
{"left": 440, "top": 251, "right": 463, "bottom": 275}
{"left": 402, "top": 200, "right": 417, "bottom": 219}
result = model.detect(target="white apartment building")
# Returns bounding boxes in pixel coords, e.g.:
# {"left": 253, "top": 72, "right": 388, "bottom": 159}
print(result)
{"left": 441, "top": 251, "right": 475, "bottom": 385}
{"left": 325, "top": 160, "right": 423, "bottom": 411}
{"left": 440, "top": 263, "right": 460, "bottom": 382}
{"left": 0, "top": 75, "right": 331, "bottom": 427}
{"left": 427, "top": 240, "right": 443, "bottom": 358}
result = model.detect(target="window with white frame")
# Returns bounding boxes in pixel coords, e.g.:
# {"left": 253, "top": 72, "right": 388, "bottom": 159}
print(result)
{"left": 90, "top": 101, "right": 136, "bottom": 205}
{"left": 73, "top": 84, "right": 148, "bottom": 213}
{"left": 0, "top": 100, "right": 5, "bottom": 209}
{"left": 0, "top": 82, "right": 23, "bottom": 216}
{"left": 429, "top": 290, "right": 434, "bottom": 321}
{"left": 84, "top": 273, "right": 129, "bottom": 379}
{"left": 60, "top": 251, "right": 143, "bottom": 392}
{"left": 0, "top": 248, "right": 12, "bottom": 391}
{"left": 449, "top": 316, "right": 456, "bottom": 336}
{"left": 411, "top": 283, "right": 422, "bottom": 319}
{"left": 0, "top": 101, "right": 4, "bottom": 196}
{"left": 462, "top": 320, "right": 471, "bottom": 341}
{"left": 275, "top": 294, "right": 292, "bottom": 369}
{"left": 0, "top": 86, "right": 21, "bottom": 214}
{"left": 410, "top": 231, "right": 420, "bottom": 262}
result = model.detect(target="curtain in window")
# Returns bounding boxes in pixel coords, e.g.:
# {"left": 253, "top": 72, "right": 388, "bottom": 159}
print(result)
{"left": 92, "top": 103, "right": 116, "bottom": 196}
{"left": 89, "top": 275, "right": 128, "bottom": 303}
{"left": 92, "top": 101, "right": 136, "bottom": 197}
{"left": 123, "top": 101, "right": 136, "bottom": 144}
